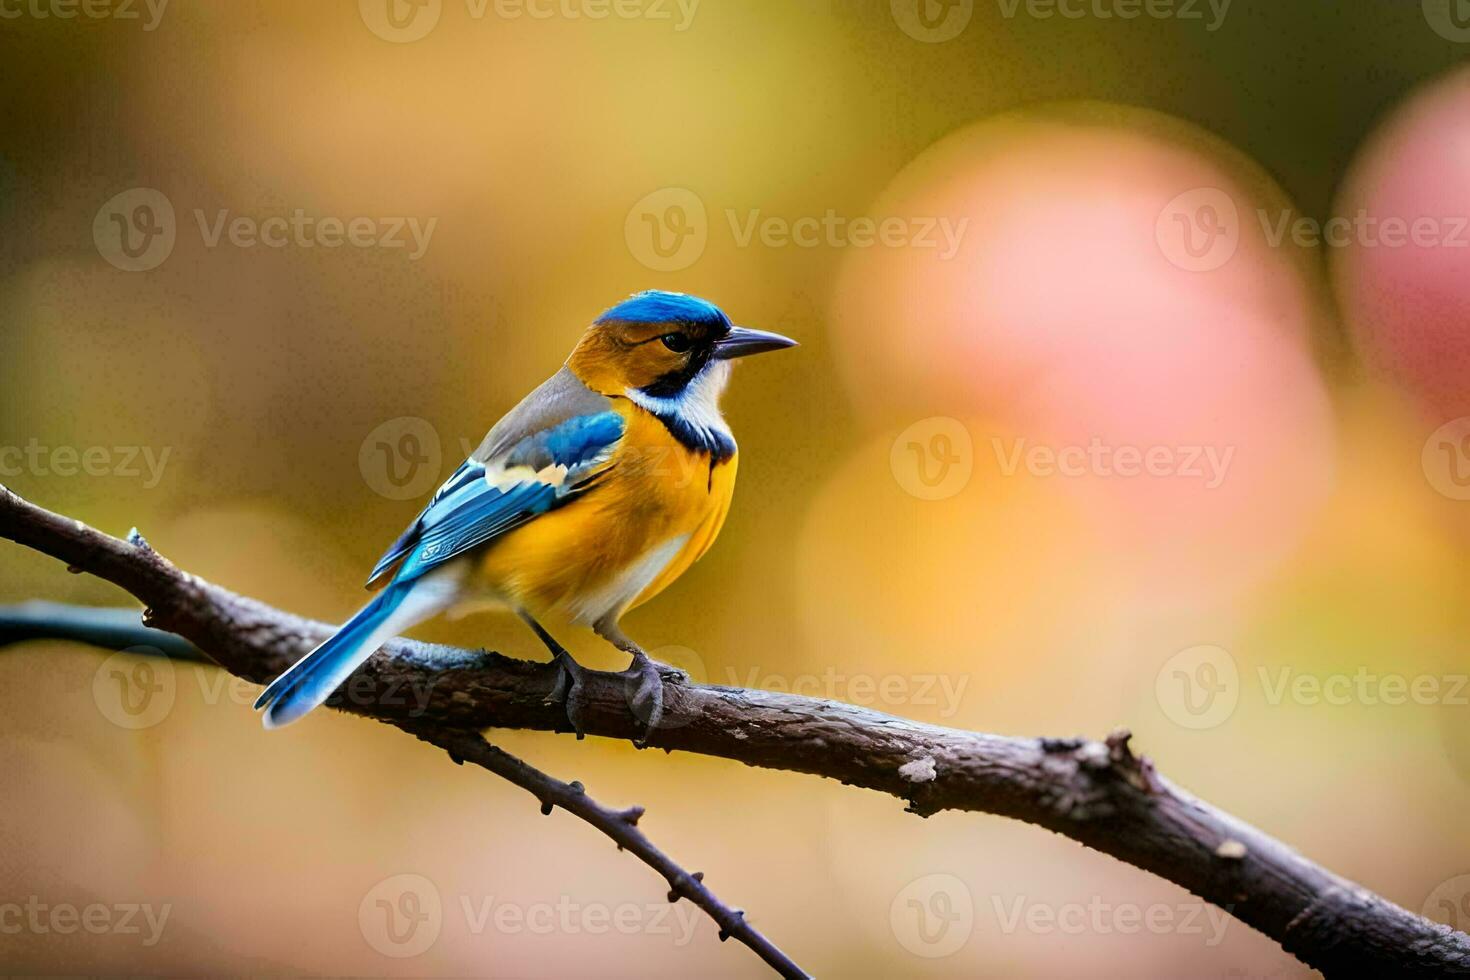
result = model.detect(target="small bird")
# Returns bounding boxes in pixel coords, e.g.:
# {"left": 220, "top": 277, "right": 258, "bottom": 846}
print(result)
{"left": 255, "top": 290, "right": 796, "bottom": 731}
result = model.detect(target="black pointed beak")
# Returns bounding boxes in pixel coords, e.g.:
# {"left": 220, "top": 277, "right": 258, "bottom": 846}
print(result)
{"left": 712, "top": 326, "right": 798, "bottom": 360}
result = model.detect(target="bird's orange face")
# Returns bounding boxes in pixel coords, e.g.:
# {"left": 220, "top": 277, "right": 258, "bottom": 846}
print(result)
{"left": 567, "top": 318, "right": 726, "bottom": 397}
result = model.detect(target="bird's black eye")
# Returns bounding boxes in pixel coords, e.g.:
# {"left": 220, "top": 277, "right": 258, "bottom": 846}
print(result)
{"left": 660, "top": 333, "right": 692, "bottom": 353}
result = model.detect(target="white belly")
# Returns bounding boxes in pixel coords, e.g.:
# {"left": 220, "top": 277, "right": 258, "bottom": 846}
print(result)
{"left": 565, "top": 535, "right": 690, "bottom": 626}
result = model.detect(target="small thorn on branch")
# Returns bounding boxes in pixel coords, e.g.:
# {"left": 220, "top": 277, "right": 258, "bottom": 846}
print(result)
{"left": 668, "top": 869, "right": 704, "bottom": 902}
{"left": 719, "top": 909, "right": 745, "bottom": 941}
{"left": 1101, "top": 728, "right": 1164, "bottom": 794}
{"left": 618, "top": 805, "right": 645, "bottom": 827}
{"left": 1105, "top": 727, "right": 1134, "bottom": 760}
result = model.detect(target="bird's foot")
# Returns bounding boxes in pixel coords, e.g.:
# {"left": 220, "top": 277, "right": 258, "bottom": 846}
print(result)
{"left": 543, "top": 650, "right": 590, "bottom": 739}
{"left": 619, "top": 651, "right": 675, "bottom": 743}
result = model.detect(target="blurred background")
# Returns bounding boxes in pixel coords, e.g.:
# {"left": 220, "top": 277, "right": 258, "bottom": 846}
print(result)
{"left": 2, "top": 2, "right": 1469, "bottom": 976}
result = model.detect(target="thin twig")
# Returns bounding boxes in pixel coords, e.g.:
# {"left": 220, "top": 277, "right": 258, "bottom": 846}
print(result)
{"left": 3, "top": 483, "right": 1469, "bottom": 977}
{"left": 397, "top": 723, "right": 806, "bottom": 978}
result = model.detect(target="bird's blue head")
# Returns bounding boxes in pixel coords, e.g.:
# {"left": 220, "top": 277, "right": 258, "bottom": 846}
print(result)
{"left": 594, "top": 291, "right": 733, "bottom": 333}
{"left": 568, "top": 290, "right": 796, "bottom": 400}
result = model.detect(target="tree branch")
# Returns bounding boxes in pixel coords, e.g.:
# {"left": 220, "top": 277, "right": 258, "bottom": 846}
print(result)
{"left": 2, "top": 484, "right": 1467, "bottom": 977}
{"left": 0, "top": 489, "right": 808, "bottom": 979}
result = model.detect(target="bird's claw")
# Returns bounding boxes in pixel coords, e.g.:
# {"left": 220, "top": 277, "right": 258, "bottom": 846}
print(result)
{"left": 621, "top": 652, "right": 669, "bottom": 744}
{"left": 544, "top": 651, "right": 589, "bottom": 739}
{"left": 543, "top": 649, "right": 675, "bottom": 745}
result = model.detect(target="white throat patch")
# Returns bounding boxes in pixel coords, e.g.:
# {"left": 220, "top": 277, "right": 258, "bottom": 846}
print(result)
{"left": 624, "top": 358, "right": 733, "bottom": 444}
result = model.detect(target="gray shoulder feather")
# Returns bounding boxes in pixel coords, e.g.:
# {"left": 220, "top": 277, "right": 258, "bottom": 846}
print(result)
{"left": 472, "top": 366, "right": 614, "bottom": 464}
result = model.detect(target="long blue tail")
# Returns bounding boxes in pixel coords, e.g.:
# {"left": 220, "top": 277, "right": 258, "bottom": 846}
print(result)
{"left": 254, "top": 584, "right": 414, "bottom": 729}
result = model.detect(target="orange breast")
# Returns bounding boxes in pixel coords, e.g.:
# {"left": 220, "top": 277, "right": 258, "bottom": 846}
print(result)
{"left": 474, "top": 402, "right": 737, "bottom": 626}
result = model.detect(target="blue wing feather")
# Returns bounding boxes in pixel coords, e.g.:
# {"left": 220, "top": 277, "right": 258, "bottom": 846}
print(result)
{"left": 366, "top": 459, "right": 486, "bottom": 586}
{"left": 365, "top": 410, "right": 624, "bottom": 588}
